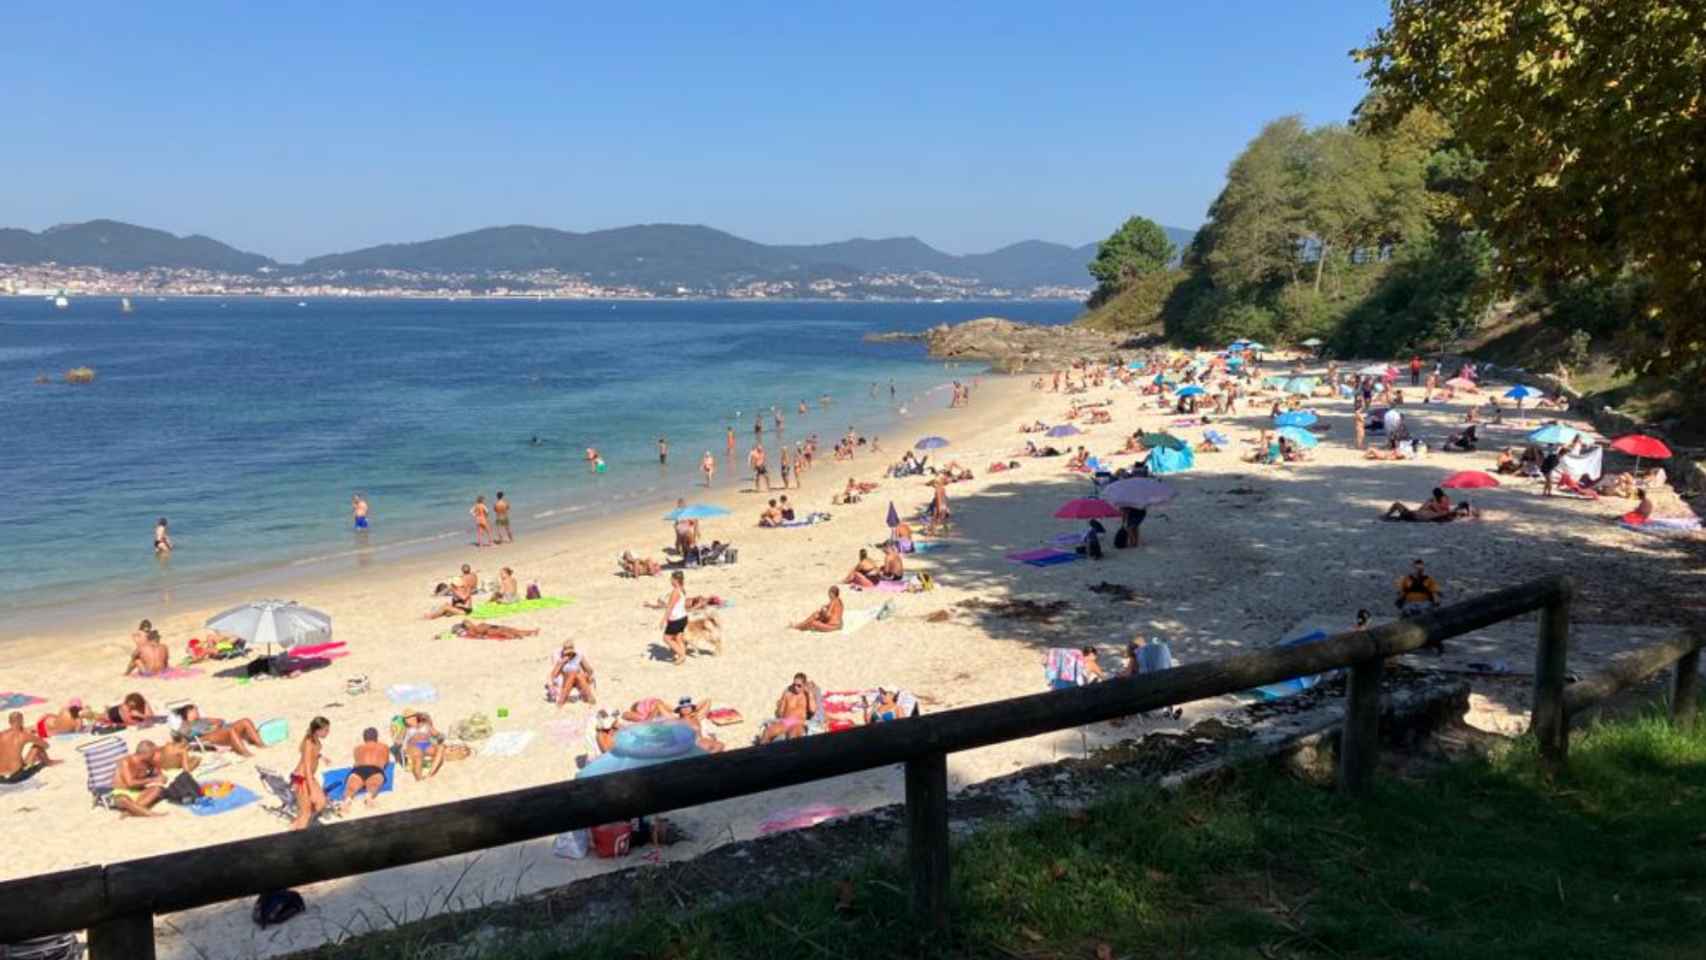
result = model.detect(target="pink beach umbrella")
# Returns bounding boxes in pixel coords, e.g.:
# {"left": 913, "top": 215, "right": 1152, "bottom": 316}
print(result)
{"left": 1441, "top": 470, "right": 1500, "bottom": 490}
{"left": 1053, "top": 498, "right": 1124, "bottom": 520}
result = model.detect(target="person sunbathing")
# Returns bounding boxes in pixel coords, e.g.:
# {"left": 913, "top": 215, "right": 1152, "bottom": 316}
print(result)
{"left": 619, "top": 550, "right": 663, "bottom": 577}
{"left": 844, "top": 548, "right": 882, "bottom": 589}
{"left": 793, "top": 586, "right": 844, "bottom": 632}
{"left": 171, "top": 703, "right": 265, "bottom": 756}
{"left": 849, "top": 477, "right": 879, "bottom": 494}
{"left": 623, "top": 697, "right": 670, "bottom": 723}
{"left": 1446, "top": 425, "right": 1479, "bottom": 451}
{"left": 1118, "top": 434, "right": 1145, "bottom": 454}
{"left": 1495, "top": 448, "right": 1520, "bottom": 474}
{"left": 879, "top": 543, "right": 906, "bottom": 581}
{"left": 0, "top": 711, "right": 56, "bottom": 783}
{"left": 450, "top": 619, "right": 539, "bottom": 639}
{"left": 109, "top": 740, "right": 168, "bottom": 817}
{"left": 1066, "top": 447, "right": 1090, "bottom": 470}
{"left": 125, "top": 629, "right": 170, "bottom": 676}
{"left": 865, "top": 688, "right": 905, "bottom": 724}
{"left": 491, "top": 567, "right": 520, "bottom": 604}
{"left": 1621, "top": 488, "right": 1655, "bottom": 525}
{"left": 547, "top": 640, "right": 596, "bottom": 706}
{"left": 671, "top": 698, "right": 726, "bottom": 753}
{"left": 344, "top": 727, "right": 391, "bottom": 808}
{"left": 399, "top": 712, "right": 444, "bottom": 781}
{"left": 425, "top": 575, "right": 476, "bottom": 618}
{"left": 104, "top": 692, "right": 157, "bottom": 728}
{"left": 757, "top": 674, "right": 818, "bottom": 743}
{"left": 36, "top": 700, "right": 88, "bottom": 737}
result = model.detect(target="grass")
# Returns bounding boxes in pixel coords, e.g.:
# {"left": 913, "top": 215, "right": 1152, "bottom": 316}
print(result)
{"left": 311, "top": 709, "right": 1706, "bottom": 960}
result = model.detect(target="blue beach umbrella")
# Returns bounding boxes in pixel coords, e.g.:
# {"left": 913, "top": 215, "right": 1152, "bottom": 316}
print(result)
{"left": 1246, "top": 341, "right": 1267, "bottom": 352}
{"left": 1045, "top": 424, "right": 1081, "bottom": 438}
{"left": 1274, "top": 410, "right": 1318, "bottom": 428}
{"left": 1282, "top": 376, "right": 1317, "bottom": 395}
{"left": 1176, "top": 385, "right": 1206, "bottom": 398}
{"left": 914, "top": 436, "right": 950, "bottom": 450}
{"left": 1152, "top": 373, "right": 1175, "bottom": 387}
{"left": 664, "top": 503, "right": 731, "bottom": 521}
{"left": 1527, "top": 423, "right": 1582, "bottom": 446}
{"left": 578, "top": 722, "right": 706, "bottom": 779}
{"left": 1276, "top": 426, "right": 1319, "bottom": 448}
{"left": 1504, "top": 385, "right": 1540, "bottom": 400}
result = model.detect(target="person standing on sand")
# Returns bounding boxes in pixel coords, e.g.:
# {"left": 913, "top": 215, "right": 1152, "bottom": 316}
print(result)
{"left": 661, "top": 571, "right": 690, "bottom": 666}
{"left": 750, "top": 443, "right": 770, "bottom": 491}
{"left": 288, "top": 716, "right": 329, "bottom": 830}
{"left": 471, "top": 495, "right": 492, "bottom": 547}
{"left": 153, "top": 517, "right": 173, "bottom": 557}
{"left": 701, "top": 450, "right": 716, "bottom": 487}
{"left": 1409, "top": 355, "right": 1422, "bottom": 386}
{"left": 658, "top": 436, "right": 668, "bottom": 466}
{"left": 352, "top": 494, "right": 370, "bottom": 531}
{"left": 726, "top": 426, "right": 736, "bottom": 460}
{"left": 494, "top": 491, "right": 514, "bottom": 543}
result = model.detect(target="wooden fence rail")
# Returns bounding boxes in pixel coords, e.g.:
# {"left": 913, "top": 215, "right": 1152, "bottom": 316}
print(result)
{"left": 1, "top": 574, "right": 1699, "bottom": 957}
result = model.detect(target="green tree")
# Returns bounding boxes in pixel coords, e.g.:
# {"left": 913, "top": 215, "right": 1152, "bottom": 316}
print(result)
{"left": 1198, "top": 117, "right": 1312, "bottom": 291}
{"left": 1358, "top": 0, "right": 1706, "bottom": 388}
{"left": 1087, "top": 216, "right": 1175, "bottom": 306}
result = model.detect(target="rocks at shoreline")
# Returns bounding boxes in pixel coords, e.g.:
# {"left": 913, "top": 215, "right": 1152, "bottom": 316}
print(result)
{"left": 866, "top": 316, "right": 1147, "bottom": 372}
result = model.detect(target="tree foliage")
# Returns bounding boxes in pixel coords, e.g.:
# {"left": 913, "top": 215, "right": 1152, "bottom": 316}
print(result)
{"left": 1356, "top": 0, "right": 1706, "bottom": 387}
{"left": 1087, "top": 216, "right": 1175, "bottom": 306}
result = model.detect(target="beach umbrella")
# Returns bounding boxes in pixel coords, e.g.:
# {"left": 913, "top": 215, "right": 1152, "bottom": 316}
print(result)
{"left": 1504, "top": 385, "right": 1540, "bottom": 399}
{"left": 663, "top": 503, "right": 731, "bottom": 521}
{"left": 1102, "top": 477, "right": 1177, "bottom": 509}
{"left": 1357, "top": 364, "right": 1390, "bottom": 377}
{"left": 1611, "top": 434, "right": 1672, "bottom": 474}
{"left": 1276, "top": 426, "right": 1318, "bottom": 448}
{"left": 1176, "top": 385, "right": 1206, "bottom": 398}
{"left": 914, "top": 435, "right": 949, "bottom": 450}
{"left": 1152, "top": 373, "right": 1175, "bottom": 386}
{"left": 1526, "top": 423, "right": 1582, "bottom": 446}
{"left": 1441, "top": 470, "right": 1500, "bottom": 490}
{"left": 1445, "top": 377, "right": 1478, "bottom": 391}
{"left": 1053, "top": 498, "right": 1124, "bottom": 520}
{"left": 1282, "top": 376, "right": 1317, "bottom": 395}
{"left": 1228, "top": 339, "right": 1249, "bottom": 350}
{"left": 1045, "top": 424, "right": 1081, "bottom": 438}
{"left": 1226, "top": 356, "right": 1244, "bottom": 367}
{"left": 1300, "top": 337, "right": 1323, "bottom": 347}
{"left": 1246, "top": 342, "right": 1267, "bottom": 352}
{"left": 1147, "top": 444, "right": 1195, "bottom": 475}
{"left": 577, "top": 722, "right": 706, "bottom": 779}
{"left": 886, "top": 501, "right": 900, "bottom": 529}
{"left": 1140, "top": 432, "right": 1187, "bottom": 451}
{"left": 205, "top": 600, "right": 331, "bottom": 655}
{"left": 1274, "top": 411, "right": 1317, "bottom": 428}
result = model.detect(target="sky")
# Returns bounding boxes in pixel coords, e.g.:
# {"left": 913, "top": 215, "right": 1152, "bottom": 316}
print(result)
{"left": 1, "top": 2, "right": 1391, "bottom": 263}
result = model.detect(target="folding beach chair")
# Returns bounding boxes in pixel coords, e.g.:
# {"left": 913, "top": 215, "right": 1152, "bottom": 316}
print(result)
{"left": 0, "top": 932, "right": 82, "bottom": 960}
{"left": 77, "top": 735, "right": 129, "bottom": 811}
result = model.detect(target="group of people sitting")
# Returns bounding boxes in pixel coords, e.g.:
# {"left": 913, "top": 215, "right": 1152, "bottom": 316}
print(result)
{"left": 842, "top": 544, "right": 905, "bottom": 589}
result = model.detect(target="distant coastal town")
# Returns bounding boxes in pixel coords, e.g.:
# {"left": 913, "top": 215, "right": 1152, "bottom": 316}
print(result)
{"left": 0, "top": 262, "right": 1090, "bottom": 302}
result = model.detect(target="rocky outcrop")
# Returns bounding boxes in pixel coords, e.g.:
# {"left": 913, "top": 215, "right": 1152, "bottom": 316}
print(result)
{"left": 868, "top": 316, "right": 1146, "bottom": 373}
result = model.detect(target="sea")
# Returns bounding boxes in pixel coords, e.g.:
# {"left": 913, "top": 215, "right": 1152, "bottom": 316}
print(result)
{"left": 0, "top": 296, "right": 1078, "bottom": 625}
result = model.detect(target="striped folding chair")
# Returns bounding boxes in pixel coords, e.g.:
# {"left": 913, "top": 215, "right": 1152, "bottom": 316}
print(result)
{"left": 77, "top": 735, "right": 129, "bottom": 810}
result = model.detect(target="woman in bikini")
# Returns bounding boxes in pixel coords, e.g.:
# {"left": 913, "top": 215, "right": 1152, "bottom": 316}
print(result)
{"left": 401, "top": 712, "right": 444, "bottom": 780}
{"left": 288, "top": 716, "right": 329, "bottom": 830}
{"left": 843, "top": 548, "right": 881, "bottom": 589}
{"left": 547, "top": 640, "right": 596, "bottom": 706}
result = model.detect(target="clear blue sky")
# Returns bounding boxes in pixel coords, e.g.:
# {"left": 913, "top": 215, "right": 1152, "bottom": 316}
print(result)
{"left": 2, "top": 1, "right": 1390, "bottom": 262}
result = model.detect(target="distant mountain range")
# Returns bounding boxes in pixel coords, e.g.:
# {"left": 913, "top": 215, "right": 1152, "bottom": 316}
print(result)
{"left": 0, "top": 219, "right": 1196, "bottom": 294}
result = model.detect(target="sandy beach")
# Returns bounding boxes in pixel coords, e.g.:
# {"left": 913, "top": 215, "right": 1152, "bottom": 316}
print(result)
{"left": 4, "top": 355, "right": 1700, "bottom": 959}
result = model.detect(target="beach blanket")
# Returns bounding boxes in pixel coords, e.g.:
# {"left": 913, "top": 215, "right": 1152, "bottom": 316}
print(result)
{"left": 481, "top": 730, "right": 537, "bottom": 758}
{"left": 706, "top": 707, "right": 743, "bottom": 726}
{"left": 1025, "top": 551, "right": 1081, "bottom": 568}
{"left": 188, "top": 782, "right": 258, "bottom": 817}
{"left": 1008, "top": 547, "right": 1064, "bottom": 563}
{"left": 1044, "top": 648, "right": 1090, "bottom": 689}
{"left": 0, "top": 693, "right": 46, "bottom": 710}
{"left": 870, "top": 579, "right": 910, "bottom": 594}
{"left": 321, "top": 763, "right": 396, "bottom": 803}
{"left": 469, "top": 596, "right": 572, "bottom": 619}
{"left": 1250, "top": 629, "right": 1332, "bottom": 700}
{"left": 842, "top": 601, "right": 894, "bottom": 636}
{"left": 289, "top": 641, "right": 348, "bottom": 660}
{"left": 134, "top": 667, "right": 202, "bottom": 681}
{"left": 1621, "top": 517, "right": 1704, "bottom": 537}
{"left": 1557, "top": 446, "right": 1604, "bottom": 483}
{"left": 910, "top": 539, "right": 952, "bottom": 554}
{"left": 386, "top": 683, "right": 438, "bottom": 705}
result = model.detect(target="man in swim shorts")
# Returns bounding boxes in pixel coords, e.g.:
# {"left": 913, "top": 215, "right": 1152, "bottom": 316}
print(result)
{"left": 494, "top": 491, "right": 513, "bottom": 543}
{"left": 0, "top": 712, "right": 55, "bottom": 783}
{"left": 352, "top": 493, "right": 369, "bottom": 530}
{"left": 345, "top": 727, "right": 390, "bottom": 807}
{"left": 749, "top": 443, "right": 770, "bottom": 491}
{"left": 658, "top": 436, "right": 668, "bottom": 465}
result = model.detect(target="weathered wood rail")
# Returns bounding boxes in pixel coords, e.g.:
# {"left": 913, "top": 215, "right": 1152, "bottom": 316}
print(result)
{"left": 1, "top": 575, "right": 1700, "bottom": 957}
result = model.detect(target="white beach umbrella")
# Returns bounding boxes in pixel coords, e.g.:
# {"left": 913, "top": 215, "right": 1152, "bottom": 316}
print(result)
{"left": 205, "top": 599, "right": 332, "bottom": 654}
{"left": 1357, "top": 364, "right": 1391, "bottom": 377}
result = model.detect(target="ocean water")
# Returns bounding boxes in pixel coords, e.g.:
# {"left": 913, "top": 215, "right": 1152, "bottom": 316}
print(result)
{"left": 0, "top": 297, "right": 1077, "bottom": 621}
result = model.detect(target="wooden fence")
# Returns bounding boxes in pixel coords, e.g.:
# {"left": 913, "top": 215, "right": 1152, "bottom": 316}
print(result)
{"left": 1, "top": 575, "right": 1700, "bottom": 958}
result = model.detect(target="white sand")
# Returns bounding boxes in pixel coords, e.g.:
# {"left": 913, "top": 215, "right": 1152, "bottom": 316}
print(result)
{"left": 2, "top": 358, "right": 1694, "bottom": 959}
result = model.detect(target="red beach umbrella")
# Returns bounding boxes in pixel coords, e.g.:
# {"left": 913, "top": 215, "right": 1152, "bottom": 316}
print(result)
{"left": 1441, "top": 470, "right": 1500, "bottom": 490}
{"left": 1053, "top": 498, "right": 1123, "bottom": 520}
{"left": 1611, "top": 434, "right": 1671, "bottom": 461}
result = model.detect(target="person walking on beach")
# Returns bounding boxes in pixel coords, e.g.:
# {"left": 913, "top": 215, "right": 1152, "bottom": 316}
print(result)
{"left": 494, "top": 491, "right": 514, "bottom": 543}
{"left": 471, "top": 495, "right": 493, "bottom": 547}
{"left": 153, "top": 517, "right": 173, "bottom": 557}
{"left": 289, "top": 716, "right": 329, "bottom": 830}
{"left": 701, "top": 450, "right": 716, "bottom": 487}
{"left": 750, "top": 443, "right": 770, "bottom": 491}
{"left": 661, "top": 571, "right": 690, "bottom": 666}
{"left": 658, "top": 436, "right": 668, "bottom": 466}
{"left": 726, "top": 426, "right": 736, "bottom": 460}
{"left": 352, "top": 494, "right": 370, "bottom": 531}
{"left": 1409, "top": 355, "right": 1422, "bottom": 386}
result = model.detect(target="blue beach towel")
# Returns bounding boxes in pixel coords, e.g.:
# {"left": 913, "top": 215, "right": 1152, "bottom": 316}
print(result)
{"left": 189, "top": 784, "right": 259, "bottom": 817}
{"left": 1026, "top": 552, "right": 1080, "bottom": 568}
{"left": 1250, "top": 629, "right": 1331, "bottom": 700}
{"left": 321, "top": 762, "right": 397, "bottom": 803}
{"left": 911, "top": 540, "right": 952, "bottom": 554}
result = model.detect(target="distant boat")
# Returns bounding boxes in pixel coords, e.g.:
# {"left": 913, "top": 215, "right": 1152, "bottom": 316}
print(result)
{"left": 53, "top": 295, "right": 69, "bottom": 310}
{"left": 121, "top": 297, "right": 134, "bottom": 314}
{"left": 297, "top": 301, "right": 307, "bottom": 307}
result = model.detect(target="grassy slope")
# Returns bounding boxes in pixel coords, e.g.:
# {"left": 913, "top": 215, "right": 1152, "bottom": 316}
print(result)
{"left": 322, "top": 708, "right": 1706, "bottom": 960}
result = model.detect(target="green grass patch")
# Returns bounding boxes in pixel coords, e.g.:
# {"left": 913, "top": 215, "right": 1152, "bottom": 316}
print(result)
{"left": 320, "top": 710, "right": 1706, "bottom": 959}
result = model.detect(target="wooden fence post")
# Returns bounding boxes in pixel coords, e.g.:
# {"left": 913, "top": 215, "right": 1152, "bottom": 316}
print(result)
{"left": 1673, "top": 647, "right": 1701, "bottom": 727}
{"left": 1532, "top": 584, "right": 1573, "bottom": 767}
{"left": 905, "top": 752, "right": 949, "bottom": 931}
{"left": 88, "top": 912, "right": 155, "bottom": 960}
{"left": 1338, "top": 658, "right": 1383, "bottom": 795}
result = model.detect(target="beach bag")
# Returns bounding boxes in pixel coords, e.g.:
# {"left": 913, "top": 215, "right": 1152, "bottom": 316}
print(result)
{"left": 163, "top": 771, "right": 202, "bottom": 805}
{"left": 1113, "top": 527, "right": 1130, "bottom": 549}
{"left": 345, "top": 675, "right": 370, "bottom": 697}
{"left": 526, "top": 583, "right": 542, "bottom": 600}
{"left": 453, "top": 713, "right": 493, "bottom": 741}
{"left": 252, "top": 890, "right": 306, "bottom": 929}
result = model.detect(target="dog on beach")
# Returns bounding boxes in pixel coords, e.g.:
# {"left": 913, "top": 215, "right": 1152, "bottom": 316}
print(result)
{"left": 682, "top": 612, "right": 724, "bottom": 656}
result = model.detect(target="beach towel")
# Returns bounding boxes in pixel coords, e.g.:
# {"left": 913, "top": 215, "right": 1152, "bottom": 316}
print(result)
{"left": 1250, "top": 629, "right": 1331, "bottom": 700}
{"left": 188, "top": 782, "right": 259, "bottom": 817}
{"left": 1620, "top": 517, "right": 1704, "bottom": 537}
{"left": 386, "top": 683, "right": 438, "bottom": 705}
{"left": 1148, "top": 445, "right": 1194, "bottom": 475}
{"left": 321, "top": 762, "right": 396, "bottom": 803}
{"left": 1025, "top": 551, "right": 1081, "bottom": 568}
{"left": 1204, "top": 429, "right": 1230, "bottom": 446}
{"left": 0, "top": 693, "right": 46, "bottom": 710}
{"left": 481, "top": 730, "right": 537, "bottom": 758}
{"left": 871, "top": 579, "right": 910, "bottom": 594}
{"left": 910, "top": 539, "right": 951, "bottom": 554}
{"left": 841, "top": 601, "right": 895, "bottom": 636}
{"left": 134, "top": 667, "right": 202, "bottom": 680}
{"left": 1558, "top": 446, "right": 1604, "bottom": 483}
{"left": 469, "top": 596, "right": 573, "bottom": 619}
{"left": 1044, "top": 648, "right": 1089, "bottom": 688}
{"left": 1008, "top": 547, "right": 1065, "bottom": 563}
{"left": 289, "top": 641, "right": 348, "bottom": 660}
{"left": 706, "top": 707, "right": 743, "bottom": 726}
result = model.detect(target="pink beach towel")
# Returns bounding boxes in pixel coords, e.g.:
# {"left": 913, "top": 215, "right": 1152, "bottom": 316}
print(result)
{"left": 291, "top": 641, "right": 348, "bottom": 659}
{"left": 874, "top": 580, "right": 909, "bottom": 594}
{"left": 759, "top": 803, "right": 853, "bottom": 835}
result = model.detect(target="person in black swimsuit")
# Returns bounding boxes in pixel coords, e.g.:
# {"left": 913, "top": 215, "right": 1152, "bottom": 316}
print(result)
{"left": 344, "top": 727, "right": 390, "bottom": 808}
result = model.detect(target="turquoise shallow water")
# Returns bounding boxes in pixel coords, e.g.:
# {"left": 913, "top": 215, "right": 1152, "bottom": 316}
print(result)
{"left": 0, "top": 297, "right": 1076, "bottom": 620}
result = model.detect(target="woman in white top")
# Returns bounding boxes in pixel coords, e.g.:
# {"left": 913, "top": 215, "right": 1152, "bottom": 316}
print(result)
{"left": 661, "top": 571, "right": 690, "bottom": 665}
